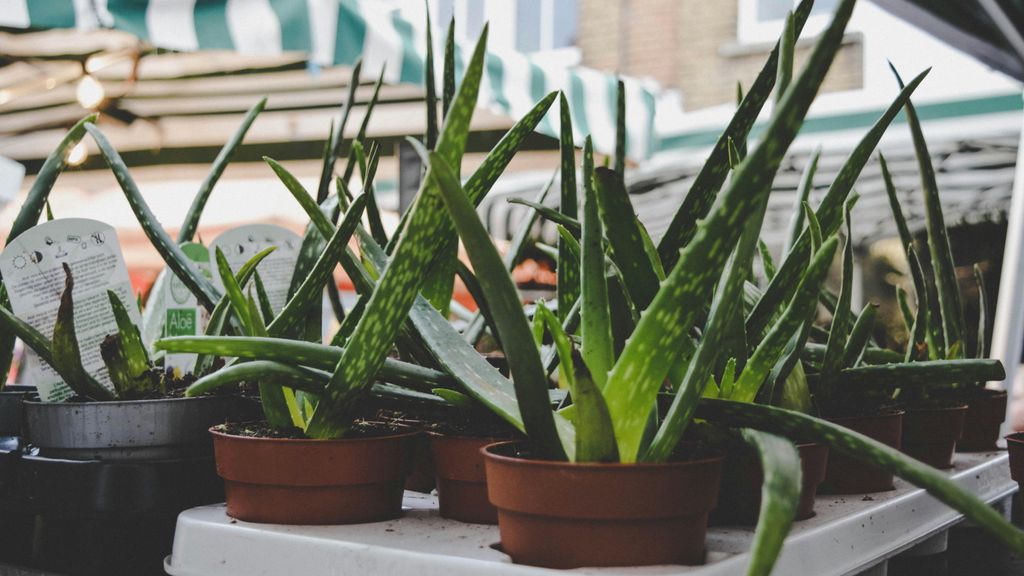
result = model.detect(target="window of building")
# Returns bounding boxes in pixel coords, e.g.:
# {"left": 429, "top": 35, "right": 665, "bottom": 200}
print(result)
{"left": 436, "top": 0, "right": 577, "bottom": 53}
{"left": 737, "top": 0, "right": 840, "bottom": 45}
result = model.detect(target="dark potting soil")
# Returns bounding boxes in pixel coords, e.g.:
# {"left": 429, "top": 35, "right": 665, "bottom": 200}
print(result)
{"left": 216, "top": 419, "right": 412, "bottom": 440}
{"left": 488, "top": 440, "right": 719, "bottom": 464}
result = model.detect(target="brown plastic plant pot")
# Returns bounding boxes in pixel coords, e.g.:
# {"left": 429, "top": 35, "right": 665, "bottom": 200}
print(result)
{"left": 821, "top": 410, "right": 903, "bottom": 495}
{"left": 483, "top": 441, "right": 723, "bottom": 569}
{"left": 712, "top": 443, "right": 829, "bottom": 525}
{"left": 901, "top": 404, "right": 967, "bottom": 469}
{"left": 210, "top": 426, "right": 417, "bottom": 525}
{"left": 1006, "top": 433, "right": 1024, "bottom": 495}
{"left": 959, "top": 389, "right": 1008, "bottom": 452}
{"left": 429, "top": 434, "right": 506, "bottom": 524}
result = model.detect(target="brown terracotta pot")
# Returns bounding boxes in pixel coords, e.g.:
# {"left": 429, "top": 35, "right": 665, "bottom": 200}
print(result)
{"left": 210, "top": 426, "right": 417, "bottom": 525}
{"left": 483, "top": 441, "right": 723, "bottom": 568}
{"left": 959, "top": 389, "right": 1008, "bottom": 452}
{"left": 712, "top": 443, "right": 829, "bottom": 525}
{"left": 404, "top": 433, "right": 436, "bottom": 493}
{"left": 821, "top": 410, "right": 903, "bottom": 494}
{"left": 901, "top": 404, "right": 967, "bottom": 468}
{"left": 429, "top": 434, "right": 505, "bottom": 524}
{"left": 1006, "top": 433, "right": 1024, "bottom": 494}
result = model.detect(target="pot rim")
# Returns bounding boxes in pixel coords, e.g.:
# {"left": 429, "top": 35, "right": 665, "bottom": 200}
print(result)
{"left": 425, "top": 430, "right": 515, "bottom": 442}
{"left": 481, "top": 440, "right": 723, "bottom": 470}
{"left": 829, "top": 408, "right": 906, "bottom": 423}
{"left": 24, "top": 394, "right": 238, "bottom": 408}
{"left": 209, "top": 425, "right": 420, "bottom": 445}
{"left": 1005, "top": 432, "right": 1024, "bottom": 445}
{"left": 905, "top": 403, "right": 969, "bottom": 414}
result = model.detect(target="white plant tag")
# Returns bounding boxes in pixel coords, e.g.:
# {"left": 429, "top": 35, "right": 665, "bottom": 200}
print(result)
{"left": 209, "top": 224, "right": 301, "bottom": 314}
{"left": 0, "top": 218, "right": 139, "bottom": 401}
{"left": 154, "top": 242, "right": 211, "bottom": 378}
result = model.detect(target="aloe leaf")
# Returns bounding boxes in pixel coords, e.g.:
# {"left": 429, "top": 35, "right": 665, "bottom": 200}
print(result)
{"left": 431, "top": 152, "right": 567, "bottom": 459}
{"left": 556, "top": 225, "right": 581, "bottom": 268}
{"left": 742, "top": 428, "right": 801, "bottom": 576}
{"left": 657, "top": 0, "right": 814, "bottom": 270}
{"left": 803, "top": 342, "right": 903, "bottom": 365}
{"left": 890, "top": 64, "right": 964, "bottom": 356}
{"left": 758, "top": 239, "right": 776, "bottom": 281}
{"left": 822, "top": 208, "right": 854, "bottom": 378}
{"left": 975, "top": 264, "right": 988, "bottom": 359}
{"left": 252, "top": 272, "right": 275, "bottom": 324}
{"left": 179, "top": 98, "right": 266, "bottom": 242}
{"left": 842, "top": 303, "right": 878, "bottom": 367}
{"left": 697, "top": 398, "right": 1024, "bottom": 555}
{"left": 506, "top": 198, "right": 581, "bottom": 233}
{"left": 594, "top": 167, "right": 661, "bottom": 310}
{"left": 0, "top": 303, "right": 56, "bottom": 368}
{"left": 908, "top": 247, "right": 934, "bottom": 360}
{"left": 645, "top": 202, "right": 767, "bottom": 462}
{"left": 580, "top": 140, "right": 615, "bottom": 389}
{"left": 318, "top": 59, "right": 363, "bottom": 203}
{"left": 44, "top": 200, "right": 55, "bottom": 221}
{"left": 611, "top": 0, "right": 857, "bottom": 462}
{"left": 732, "top": 237, "right": 838, "bottom": 403}
{"left": 803, "top": 201, "right": 821, "bottom": 252}
{"left": 839, "top": 358, "right": 1004, "bottom": 389}
{"left": 303, "top": 30, "right": 499, "bottom": 439}
{"left": 268, "top": 195, "right": 366, "bottom": 337}
{"left": 784, "top": 148, "right": 820, "bottom": 254}
{"left": 534, "top": 301, "right": 573, "bottom": 387}
{"left": 362, "top": 143, "right": 388, "bottom": 246}
{"left": 614, "top": 79, "right": 627, "bottom": 180}
{"left": 101, "top": 290, "right": 153, "bottom": 396}
{"left": 86, "top": 124, "right": 221, "bottom": 311}
{"left": 432, "top": 387, "right": 476, "bottom": 411}
{"left": 747, "top": 69, "right": 930, "bottom": 339}
{"left": 442, "top": 16, "right": 455, "bottom": 117}
{"left": 341, "top": 65, "right": 386, "bottom": 186}
{"left": 455, "top": 260, "right": 500, "bottom": 348}
{"left": 424, "top": 8, "right": 439, "bottom": 150}
{"left": 557, "top": 93, "right": 581, "bottom": 322}
{"left": 156, "top": 335, "right": 451, "bottom": 391}
{"left": 51, "top": 264, "right": 116, "bottom": 401}
{"left": 776, "top": 11, "right": 796, "bottom": 103}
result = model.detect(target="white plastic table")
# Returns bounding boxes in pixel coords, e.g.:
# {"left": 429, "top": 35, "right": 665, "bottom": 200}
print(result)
{"left": 164, "top": 451, "right": 1016, "bottom": 576}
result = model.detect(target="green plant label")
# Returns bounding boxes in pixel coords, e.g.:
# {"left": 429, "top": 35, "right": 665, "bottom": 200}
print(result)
{"left": 0, "top": 218, "right": 138, "bottom": 401}
{"left": 142, "top": 241, "right": 211, "bottom": 378}
{"left": 208, "top": 224, "right": 301, "bottom": 313}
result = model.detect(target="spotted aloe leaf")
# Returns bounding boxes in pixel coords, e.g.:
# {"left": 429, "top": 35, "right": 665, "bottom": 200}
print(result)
{"left": 842, "top": 303, "right": 878, "bottom": 367}
{"left": 557, "top": 93, "right": 581, "bottom": 322}
{"left": 425, "top": 8, "right": 439, "bottom": 150}
{"left": 783, "top": 147, "right": 820, "bottom": 254}
{"left": 303, "top": 28, "right": 493, "bottom": 440}
{"left": 86, "top": 124, "right": 222, "bottom": 311}
{"left": 442, "top": 16, "right": 456, "bottom": 117}
{"left": 975, "top": 264, "right": 989, "bottom": 359}
{"left": 891, "top": 63, "right": 964, "bottom": 357}
{"left": 1, "top": 114, "right": 98, "bottom": 381}
{"left": 318, "top": 58, "right": 363, "bottom": 203}
{"left": 594, "top": 167, "right": 661, "bottom": 311}
{"left": 696, "top": 398, "right": 1024, "bottom": 556}
{"left": 656, "top": 0, "right": 813, "bottom": 270}
{"left": 837, "top": 358, "right": 1004, "bottom": 388}
{"left": 742, "top": 428, "right": 801, "bottom": 576}
{"left": 341, "top": 65, "right": 386, "bottom": 187}
{"left": 101, "top": 290, "right": 155, "bottom": 397}
{"left": 431, "top": 152, "right": 568, "bottom": 459}
{"left": 179, "top": 98, "right": 266, "bottom": 242}
{"left": 506, "top": 197, "right": 580, "bottom": 233}
{"left": 581, "top": 139, "right": 615, "bottom": 389}
{"left": 747, "top": 69, "right": 930, "bottom": 339}
{"left": 608, "top": 0, "right": 859, "bottom": 463}
{"left": 51, "top": 264, "right": 116, "bottom": 401}
{"left": 821, "top": 208, "right": 855, "bottom": 379}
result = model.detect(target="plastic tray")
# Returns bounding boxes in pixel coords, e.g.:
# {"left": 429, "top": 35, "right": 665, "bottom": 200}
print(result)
{"left": 165, "top": 451, "right": 1015, "bottom": 576}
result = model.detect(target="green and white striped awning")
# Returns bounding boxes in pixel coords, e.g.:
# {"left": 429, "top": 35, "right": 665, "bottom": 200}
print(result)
{"left": 1, "top": 0, "right": 657, "bottom": 158}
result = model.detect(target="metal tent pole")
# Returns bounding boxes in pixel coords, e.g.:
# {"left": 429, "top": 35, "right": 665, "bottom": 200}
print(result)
{"left": 992, "top": 92, "right": 1024, "bottom": 433}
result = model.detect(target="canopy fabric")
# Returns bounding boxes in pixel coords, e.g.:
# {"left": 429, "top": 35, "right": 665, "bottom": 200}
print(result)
{"left": 0, "top": 0, "right": 656, "bottom": 159}
{"left": 872, "top": 0, "right": 1024, "bottom": 82}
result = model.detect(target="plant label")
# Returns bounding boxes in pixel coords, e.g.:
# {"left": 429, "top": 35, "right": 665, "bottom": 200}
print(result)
{"left": 209, "top": 224, "right": 301, "bottom": 314}
{"left": 0, "top": 218, "right": 138, "bottom": 401}
{"left": 141, "top": 242, "right": 211, "bottom": 378}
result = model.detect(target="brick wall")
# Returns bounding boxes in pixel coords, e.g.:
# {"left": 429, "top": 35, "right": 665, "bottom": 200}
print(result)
{"left": 578, "top": 0, "right": 863, "bottom": 110}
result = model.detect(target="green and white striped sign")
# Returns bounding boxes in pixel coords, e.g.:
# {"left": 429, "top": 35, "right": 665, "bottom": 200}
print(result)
{"left": 2, "top": 0, "right": 657, "bottom": 158}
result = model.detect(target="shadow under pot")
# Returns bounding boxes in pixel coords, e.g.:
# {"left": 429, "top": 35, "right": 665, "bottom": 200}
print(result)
{"left": 23, "top": 395, "right": 259, "bottom": 461}
{"left": 483, "top": 441, "right": 723, "bottom": 569}
{"left": 211, "top": 425, "right": 417, "bottom": 525}
{"left": 901, "top": 403, "right": 967, "bottom": 469}
{"left": 427, "top": 434, "right": 506, "bottom": 524}
{"left": 958, "top": 389, "right": 1008, "bottom": 452}
{"left": 712, "top": 443, "right": 829, "bottom": 525}
{"left": 821, "top": 410, "right": 904, "bottom": 494}
{"left": 1006, "top": 433, "right": 1024, "bottom": 496}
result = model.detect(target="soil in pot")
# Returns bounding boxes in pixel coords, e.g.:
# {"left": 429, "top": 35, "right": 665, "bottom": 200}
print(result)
{"left": 211, "top": 420, "right": 417, "bottom": 525}
{"left": 958, "top": 389, "right": 1007, "bottom": 452}
{"left": 483, "top": 441, "right": 723, "bottom": 568}
{"left": 821, "top": 409, "right": 903, "bottom": 494}
{"left": 712, "top": 442, "right": 828, "bottom": 525}
{"left": 901, "top": 402, "right": 967, "bottom": 468}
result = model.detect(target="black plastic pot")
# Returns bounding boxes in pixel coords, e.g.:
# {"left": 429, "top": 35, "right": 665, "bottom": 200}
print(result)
{"left": 0, "top": 386, "right": 33, "bottom": 438}
{"left": 0, "top": 441, "right": 223, "bottom": 576}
